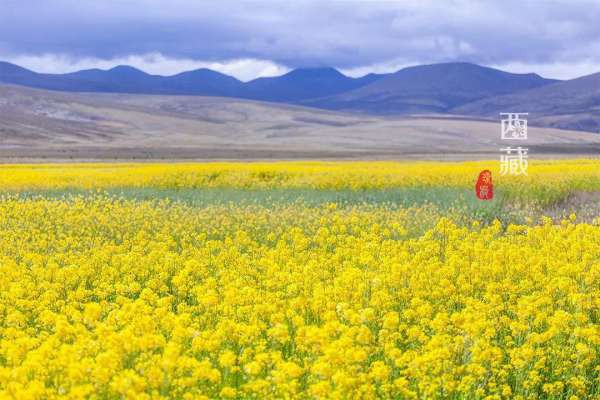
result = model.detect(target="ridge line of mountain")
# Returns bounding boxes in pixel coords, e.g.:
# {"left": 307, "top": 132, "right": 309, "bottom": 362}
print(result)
{"left": 2, "top": 60, "right": 600, "bottom": 132}
{"left": 0, "top": 60, "right": 556, "bottom": 102}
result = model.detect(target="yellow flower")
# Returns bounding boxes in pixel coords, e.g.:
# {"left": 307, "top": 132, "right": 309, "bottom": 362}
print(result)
{"left": 244, "top": 361, "right": 262, "bottom": 376}
{"left": 219, "top": 350, "right": 237, "bottom": 368}
{"left": 219, "top": 387, "right": 237, "bottom": 398}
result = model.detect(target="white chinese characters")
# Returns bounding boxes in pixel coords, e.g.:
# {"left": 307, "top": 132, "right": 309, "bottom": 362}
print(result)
{"left": 500, "top": 113, "right": 529, "bottom": 175}
{"left": 500, "top": 146, "right": 528, "bottom": 176}
{"left": 500, "top": 112, "right": 528, "bottom": 140}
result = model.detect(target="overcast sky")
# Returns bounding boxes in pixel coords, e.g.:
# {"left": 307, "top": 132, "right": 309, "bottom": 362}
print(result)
{"left": 1, "top": 0, "right": 599, "bottom": 80}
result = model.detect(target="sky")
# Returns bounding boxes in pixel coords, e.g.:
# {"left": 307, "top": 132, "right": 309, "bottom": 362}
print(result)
{"left": 1, "top": 0, "right": 599, "bottom": 81}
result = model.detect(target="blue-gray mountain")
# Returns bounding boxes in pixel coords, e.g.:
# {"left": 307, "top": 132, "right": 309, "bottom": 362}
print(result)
{"left": 0, "top": 62, "right": 382, "bottom": 100}
{"left": 301, "top": 63, "right": 557, "bottom": 113}
{"left": 0, "top": 61, "right": 552, "bottom": 106}
{"left": 453, "top": 72, "right": 600, "bottom": 133}
{"left": 2, "top": 60, "right": 599, "bottom": 132}
{"left": 242, "top": 67, "right": 382, "bottom": 102}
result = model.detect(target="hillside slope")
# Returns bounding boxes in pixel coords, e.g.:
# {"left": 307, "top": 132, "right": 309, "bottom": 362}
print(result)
{"left": 454, "top": 72, "right": 600, "bottom": 133}
{"left": 1, "top": 84, "right": 598, "bottom": 160}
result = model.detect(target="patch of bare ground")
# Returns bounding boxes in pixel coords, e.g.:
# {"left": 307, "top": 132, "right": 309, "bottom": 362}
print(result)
{"left": 542, "top": 191, "right": 600, "bottom": 222}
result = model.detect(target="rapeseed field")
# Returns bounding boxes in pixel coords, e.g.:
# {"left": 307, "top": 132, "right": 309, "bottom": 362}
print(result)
{"left": 0, "top": 161, "right": 598, "bottom": 399}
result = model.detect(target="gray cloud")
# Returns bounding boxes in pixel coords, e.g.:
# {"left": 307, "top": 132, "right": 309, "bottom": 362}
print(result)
{"left": 1, "top": 0, "right": 600, "bottom": 79}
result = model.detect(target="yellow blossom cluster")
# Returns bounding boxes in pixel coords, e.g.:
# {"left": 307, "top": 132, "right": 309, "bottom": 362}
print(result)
{"left": 0, "top": 160, "right": 598, "bottom": 195}
{"left": 0, "top": 193, "right": 597, "bottom": 399}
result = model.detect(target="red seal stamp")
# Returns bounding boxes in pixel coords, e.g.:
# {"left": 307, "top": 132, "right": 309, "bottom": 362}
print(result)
{"left": 475, "top": 170, "right": 493, "bottom": 200}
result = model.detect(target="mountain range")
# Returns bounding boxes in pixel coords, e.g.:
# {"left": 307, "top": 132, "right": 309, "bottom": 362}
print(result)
{"left": 1, "top": 60, "right": 599, "bottom": 132}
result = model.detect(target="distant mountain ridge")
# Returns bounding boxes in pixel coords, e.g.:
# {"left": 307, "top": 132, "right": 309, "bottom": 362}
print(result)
{"left": 0, "top": 61, "right": 383, "bottom": 101}
{"left": 241, "top": 67, "right": 383, "bottom": 102}
{"left": 0, "top": 60, "right": 555, "bottom": 105}
{"left": 3, "top": 60, "right": 600, "bottom": 132}
{"left": 302, "top": 62, "right": 557, "bottom": 114}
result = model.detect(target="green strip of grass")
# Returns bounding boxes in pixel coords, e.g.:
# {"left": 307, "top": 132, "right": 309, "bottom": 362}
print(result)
{"left": 6, "top": 186, "right": 507, "bottom": 221}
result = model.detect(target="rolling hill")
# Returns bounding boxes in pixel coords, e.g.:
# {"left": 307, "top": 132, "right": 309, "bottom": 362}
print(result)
{"left": 1, "top": 83, "right": 598, "bottom": 160}
{"left": 453, "top": 72, "right": 600, "bottom": 133}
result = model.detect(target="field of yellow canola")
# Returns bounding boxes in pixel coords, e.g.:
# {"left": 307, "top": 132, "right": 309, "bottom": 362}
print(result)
{"left": 0, "top": 160, "right": 599, "bottom": 191}
{"left": 0, "top": 161, "right": 598, "bottom": 399}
